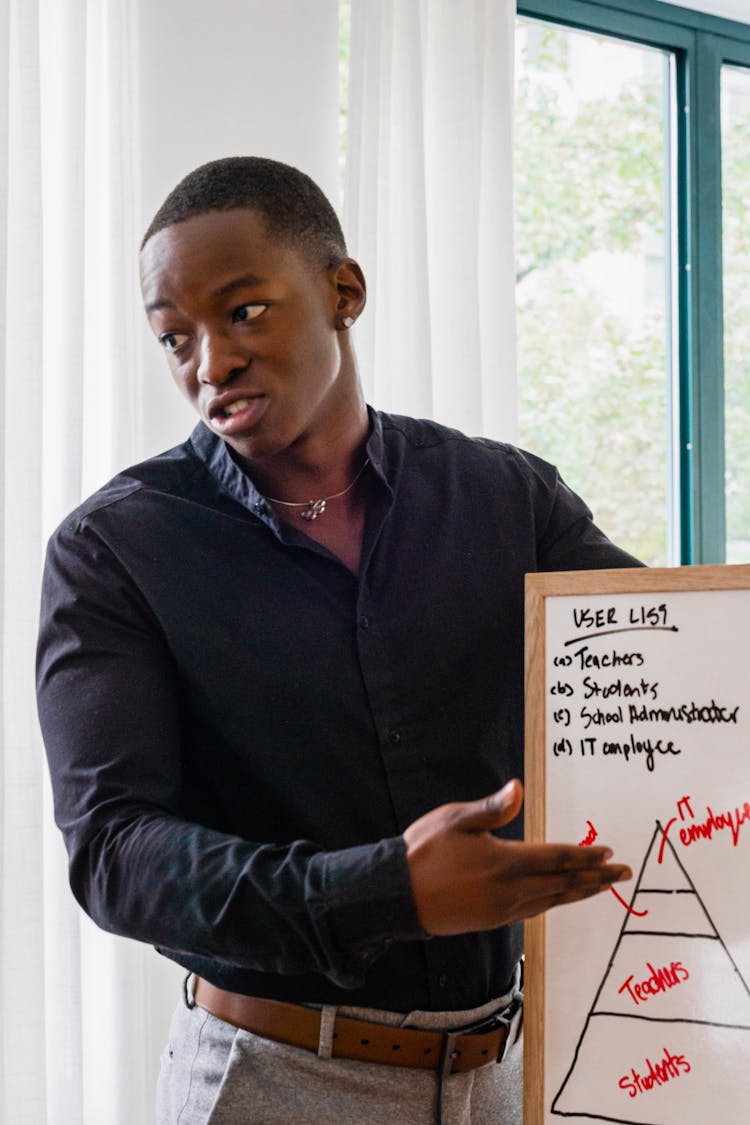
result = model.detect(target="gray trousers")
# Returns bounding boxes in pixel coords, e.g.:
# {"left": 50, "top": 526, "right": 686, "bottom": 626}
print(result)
{"left": 156, "top": 975, "right": 523, "bottom": 1125}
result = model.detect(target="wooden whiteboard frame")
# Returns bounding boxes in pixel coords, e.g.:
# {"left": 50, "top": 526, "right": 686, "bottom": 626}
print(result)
{"left": 523, "top": 563, "right": 750, "bottom": 1125}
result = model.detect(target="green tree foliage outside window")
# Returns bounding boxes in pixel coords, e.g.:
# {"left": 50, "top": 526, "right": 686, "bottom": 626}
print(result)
{"left": 515, "top": 20, "right": 670, "bottom": 565}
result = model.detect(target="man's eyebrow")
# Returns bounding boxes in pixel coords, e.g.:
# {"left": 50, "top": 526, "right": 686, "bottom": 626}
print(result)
{"left": 144, "top": 274, "right": 267, "bottom": 316}
{"left": 144, "top": 297, "right": 176, "bottom": 315}
{"left": 212, "top": 273, "right": 267, "bottom": 299}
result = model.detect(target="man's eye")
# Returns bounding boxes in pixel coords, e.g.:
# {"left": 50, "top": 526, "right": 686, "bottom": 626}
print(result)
{"left": 159, "top": 332, "right": 189, "bottom": 352}
{"left": 233, "top": 303, "right": 267, "bottom": 323}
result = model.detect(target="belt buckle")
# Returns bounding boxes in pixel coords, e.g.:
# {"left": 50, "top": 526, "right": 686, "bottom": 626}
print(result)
{"left": 495, "top": 991, "right": 524, "bottom": 1062}
{"left": 467, "top": 988, "right": 524, "bottom": 1063}
{"left": 439, "top": 988, "right": 524, "bottom": 1078}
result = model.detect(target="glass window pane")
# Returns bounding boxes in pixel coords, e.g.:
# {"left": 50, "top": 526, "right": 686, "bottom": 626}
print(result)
{"left": 722, "top": 64, "right": 750, "bottom": 564}
{"left": 515, "top": 18, "right": 677, "bottom": 565}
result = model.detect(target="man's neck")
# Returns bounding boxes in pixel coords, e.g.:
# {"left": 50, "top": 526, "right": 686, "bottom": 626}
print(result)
{"left": 239, "top": 399, "right": 371, "bottom": 508}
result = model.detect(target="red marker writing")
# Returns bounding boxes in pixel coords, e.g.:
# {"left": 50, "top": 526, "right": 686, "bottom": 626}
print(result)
{"left": 580, "top": 820, "right": 647, "bottom": 917}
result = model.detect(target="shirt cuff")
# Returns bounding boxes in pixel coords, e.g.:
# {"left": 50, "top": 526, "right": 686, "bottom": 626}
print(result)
{"left": 306, "top": 835, "right": 426, "bottom": 985}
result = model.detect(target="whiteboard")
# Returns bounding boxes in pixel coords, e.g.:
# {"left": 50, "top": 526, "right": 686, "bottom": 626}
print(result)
{"left": 524, "top": 565, "right": 750, "bottom": 1125}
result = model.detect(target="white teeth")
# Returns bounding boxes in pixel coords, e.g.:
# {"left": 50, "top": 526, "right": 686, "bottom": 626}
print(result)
{"left": 224, "top": 398, "right": 250, "bottom": 416}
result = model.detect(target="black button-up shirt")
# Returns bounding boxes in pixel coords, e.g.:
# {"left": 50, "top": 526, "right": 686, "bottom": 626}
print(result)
{"left": 36, "top": 410, "right": 640, "bottom": 1012}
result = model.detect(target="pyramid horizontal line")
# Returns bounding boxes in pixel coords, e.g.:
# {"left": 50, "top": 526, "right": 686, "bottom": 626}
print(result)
{"left": 590, "top": 1011, "right": 750, "bottom": 1030}
{"left": 623, "top": 929, "right": 718, "bottom": 938}
{"left": 550, "top": 1109, "right": 645, "bottom": 1123}
{"left": 637, "top": 888, "right": 695, "bottom": 894}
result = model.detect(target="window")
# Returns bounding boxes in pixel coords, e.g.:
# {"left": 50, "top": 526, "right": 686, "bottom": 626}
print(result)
{"left": 515, "top": 20, "right": 676, "bottom": 564}
{"left": 516, "top": 0, "right": 750, "bottom": 564}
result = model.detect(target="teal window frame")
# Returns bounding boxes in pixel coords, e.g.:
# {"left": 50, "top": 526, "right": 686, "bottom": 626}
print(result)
{"left": 516, "top": 0, "right": 750, "bottom": 564}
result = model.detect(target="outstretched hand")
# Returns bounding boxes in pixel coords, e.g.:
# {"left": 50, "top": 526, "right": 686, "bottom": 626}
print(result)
{"left": 403, "top": 779, "right": 631, "bottom": 936}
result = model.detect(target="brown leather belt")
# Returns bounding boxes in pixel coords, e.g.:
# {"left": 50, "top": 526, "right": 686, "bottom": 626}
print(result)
{"left": 193, "top": 977, "right": 514, "bottom": 1074}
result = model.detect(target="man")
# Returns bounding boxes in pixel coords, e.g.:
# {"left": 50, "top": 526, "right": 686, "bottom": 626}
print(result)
{"left": 37, "top": 157, "right": 637, "bottom": 1124}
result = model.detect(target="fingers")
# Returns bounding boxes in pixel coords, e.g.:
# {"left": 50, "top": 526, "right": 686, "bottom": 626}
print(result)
{"left": 451, "top": 779, "right": 524, "bottom": 832}
{"left": 521, "top": 870, "right": 633, "bottom": 920}
{"left": 512, "top": 861, "right": 632, "bottom": 919}
{"left": 498, "top": 839, "right": 616, "bottom": 877}
{"left": 520, "top": 862, "right": 632, "bottom": 895}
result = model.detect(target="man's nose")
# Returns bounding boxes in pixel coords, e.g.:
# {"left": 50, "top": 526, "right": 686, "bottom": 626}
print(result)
{"left": 196, "top": 332, "right": 247, "bottom": 385}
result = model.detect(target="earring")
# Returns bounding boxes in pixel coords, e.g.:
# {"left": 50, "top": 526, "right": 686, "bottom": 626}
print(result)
{"left": 340, "top": 316, "right": 355, "bottom": 329}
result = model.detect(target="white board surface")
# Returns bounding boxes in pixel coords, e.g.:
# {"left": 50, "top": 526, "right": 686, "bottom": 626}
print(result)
{"left": 525, "top": 567, "right": 750, "bottom": 1125}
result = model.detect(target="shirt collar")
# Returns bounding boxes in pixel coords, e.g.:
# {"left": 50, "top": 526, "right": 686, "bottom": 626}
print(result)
{"left": 188, "top": 405, "right": 389, "bottom": 522}
{"left": 364, "top": 405, "right": 386, "bottom": 475}
{"left": 189, "top": 419, "right": 271, "bottom": 522}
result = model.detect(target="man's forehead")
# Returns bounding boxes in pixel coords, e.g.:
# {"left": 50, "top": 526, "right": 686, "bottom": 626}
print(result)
{"left": 139, "top": 209, "right": 295, "bottom": 300}
{"left": 141, "top": 208, "right": 273, "bottom": 265}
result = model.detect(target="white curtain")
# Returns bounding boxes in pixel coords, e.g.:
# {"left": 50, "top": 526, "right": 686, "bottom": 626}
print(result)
{"left": 3, "top": 2, "right": 163, "bottom": 1122}
{"left": 1, "top": 1, "right": 338, "bottom": 1122}
{"left": 345, "top": 0, "right": 518, "bottom": 441}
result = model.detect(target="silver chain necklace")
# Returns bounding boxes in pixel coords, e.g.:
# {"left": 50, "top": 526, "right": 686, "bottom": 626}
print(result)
{"left": 263, "top": 458, "right": 370, "bottom": 522}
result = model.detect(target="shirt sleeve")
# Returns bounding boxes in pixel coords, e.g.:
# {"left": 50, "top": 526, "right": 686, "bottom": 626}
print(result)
{"left": 513, "top": 448, "right": 646, "bottom": 571}
{"left": 36, "top": 516, "right": 424, "bottom": 989}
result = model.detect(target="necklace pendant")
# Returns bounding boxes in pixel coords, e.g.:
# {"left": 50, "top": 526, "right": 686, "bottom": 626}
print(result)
{"left": 300, "top": 498, "right": 326, "bottom": 521}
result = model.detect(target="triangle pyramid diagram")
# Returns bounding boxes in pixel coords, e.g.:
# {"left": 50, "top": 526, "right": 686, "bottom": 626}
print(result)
{"left": 550, "top": 821, "right": 750, "bottom": 1123}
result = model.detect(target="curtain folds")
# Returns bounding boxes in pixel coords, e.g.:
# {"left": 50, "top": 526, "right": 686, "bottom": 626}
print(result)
{"left": 2, "top": 2, "right": 158, "bottom": 1122}
{"left": 345, "top": 0, "right": 518, "bottom": 440}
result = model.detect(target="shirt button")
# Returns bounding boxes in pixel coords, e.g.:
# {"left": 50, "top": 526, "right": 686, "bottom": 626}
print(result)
{"left": 388, "top": 729, "right": 402, "bottom": 746}
{"left": 438, "top": 973, "right": 448, "bottom": 989}
{"left": 359, "top": 615, "right": 370, "bottom": 630}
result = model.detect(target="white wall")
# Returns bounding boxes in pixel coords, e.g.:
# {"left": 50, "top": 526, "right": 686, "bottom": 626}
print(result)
{"left": 134, "top": 0, "right": 340, "bottom": 456}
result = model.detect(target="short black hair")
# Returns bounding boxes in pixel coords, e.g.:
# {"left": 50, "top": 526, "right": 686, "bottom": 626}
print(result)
{"left": 141, "top": 156, "right": 347, "bottom": 269}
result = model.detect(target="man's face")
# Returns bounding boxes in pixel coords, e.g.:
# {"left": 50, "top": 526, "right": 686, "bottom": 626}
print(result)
{"left": 140, "top": 208, "right": 357, "bottom": 465}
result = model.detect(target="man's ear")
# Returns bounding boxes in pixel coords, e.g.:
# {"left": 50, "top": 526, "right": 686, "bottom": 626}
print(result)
{"left": 331, "top": 258, "right": 366, "bottom": 329}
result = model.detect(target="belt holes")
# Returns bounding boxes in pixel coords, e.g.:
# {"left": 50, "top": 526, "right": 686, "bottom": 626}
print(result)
{"left": 424, "top": 1048, "right": 432, "bottom": 1055}
{"left": 392, "top": 1044, "right": 400, "bottom": 1051}
{"left": 482, "top": 1049, "right": 489, "bottom": 1056}
{"left": 332, "top": 1032, "right": 338, "bottom": 1040}
{"left": 360, "top": 1038, "right": 370, "bottom": 1045}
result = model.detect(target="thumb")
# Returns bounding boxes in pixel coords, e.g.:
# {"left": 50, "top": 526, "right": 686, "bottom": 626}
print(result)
{"left": 453, "top": 779, "right": 524, "bottom": 832}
